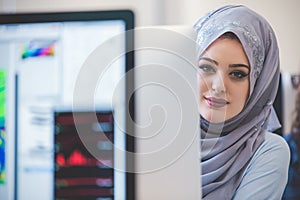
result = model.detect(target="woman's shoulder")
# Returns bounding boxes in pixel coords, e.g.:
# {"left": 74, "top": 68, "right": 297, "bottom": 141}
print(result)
{"left": 259, "top": 131, "right": 290, "bottom": 153}
{"left": 249, "top": 130, "right": 290, "bottom": 170}
{"left": 243, "top": 131, "right": 290, "bottom": 174}
{"left": 234, "top": 131, "right": 290, "bottom": 199}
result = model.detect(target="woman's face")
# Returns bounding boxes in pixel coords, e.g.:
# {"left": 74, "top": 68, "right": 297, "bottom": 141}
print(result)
{"left": 198, "top": 37, "right": 250, "bottom": 123}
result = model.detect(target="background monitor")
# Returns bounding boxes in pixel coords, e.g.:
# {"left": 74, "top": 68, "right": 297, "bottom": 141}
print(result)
{"left": 0, "top": 10, "right": 134, "bottom": 200}
{"left": 54, "top": 110, "right": 115, "bottom": 200}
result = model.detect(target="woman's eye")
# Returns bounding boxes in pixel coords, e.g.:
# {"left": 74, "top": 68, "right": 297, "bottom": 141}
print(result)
{"left": 229, "top": 71, "right": 249, "bottom": 80}
{"left": 198, "top": 64, "right": 215, "bottom": 73}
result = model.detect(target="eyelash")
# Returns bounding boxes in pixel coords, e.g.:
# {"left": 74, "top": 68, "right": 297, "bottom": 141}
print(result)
{"left": 198, "top": 64, "right": 249, "bottom": 80}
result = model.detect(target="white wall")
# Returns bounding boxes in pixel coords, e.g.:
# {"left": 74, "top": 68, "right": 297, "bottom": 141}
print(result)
{"left": 0, "top": 0, "right": 166, "bottom": 27}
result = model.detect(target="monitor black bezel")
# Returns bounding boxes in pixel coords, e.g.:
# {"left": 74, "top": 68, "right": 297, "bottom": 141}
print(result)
{"left": 0, "top": 10, "right": 135, "bottom": 200}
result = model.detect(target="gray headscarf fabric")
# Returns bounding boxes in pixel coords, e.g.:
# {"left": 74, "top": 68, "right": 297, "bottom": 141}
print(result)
{"left": 194, "top": 5, "right": 281, "bottom": 199}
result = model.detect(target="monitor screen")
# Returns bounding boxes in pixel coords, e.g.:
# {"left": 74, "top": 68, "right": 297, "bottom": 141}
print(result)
{"left": 54, "top": 111, "right": 115, "bottom": 200}
{"left": 0, "top": 10, "right": 134, "bottom": 200}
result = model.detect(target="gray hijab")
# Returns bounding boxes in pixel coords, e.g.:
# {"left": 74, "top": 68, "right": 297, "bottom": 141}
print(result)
{"left": 194, "top": 5, "right": 281, "bottom": 199}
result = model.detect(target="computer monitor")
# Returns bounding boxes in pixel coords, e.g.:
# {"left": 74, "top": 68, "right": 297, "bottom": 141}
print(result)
{"left": 0, "top": 10, "right": 134, "bottom": 200}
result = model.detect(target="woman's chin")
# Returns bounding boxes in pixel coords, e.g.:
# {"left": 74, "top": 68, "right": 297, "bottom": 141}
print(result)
{"left": 200, "top": 111, "right": 228, "bottom": 123}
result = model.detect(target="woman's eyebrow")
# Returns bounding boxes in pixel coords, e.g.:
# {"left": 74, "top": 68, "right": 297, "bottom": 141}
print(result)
{"left": 199, "top": 57, "right": 250, "bottom": 70}
{"left": 199, "top": 57, "right": 218, "bottom": 65}
{"left": 229, "top": 64, "right": 250, "bottom": 69}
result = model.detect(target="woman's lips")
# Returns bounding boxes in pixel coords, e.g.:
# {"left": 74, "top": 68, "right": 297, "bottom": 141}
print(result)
{"left": 204, "top": 97, "right": 228, "bottom": 108}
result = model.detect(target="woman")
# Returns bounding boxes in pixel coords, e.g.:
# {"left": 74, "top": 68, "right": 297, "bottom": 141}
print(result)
{"left": 283, "top": 82, "right": 300, "bottom": 200}
{"left": 194, "top": 5, "right": 290, "bottom": 199}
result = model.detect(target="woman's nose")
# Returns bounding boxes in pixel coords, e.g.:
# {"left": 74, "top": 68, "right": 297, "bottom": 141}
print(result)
{"left": 211, "top": 73, "right": 226, "bottom": 94}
